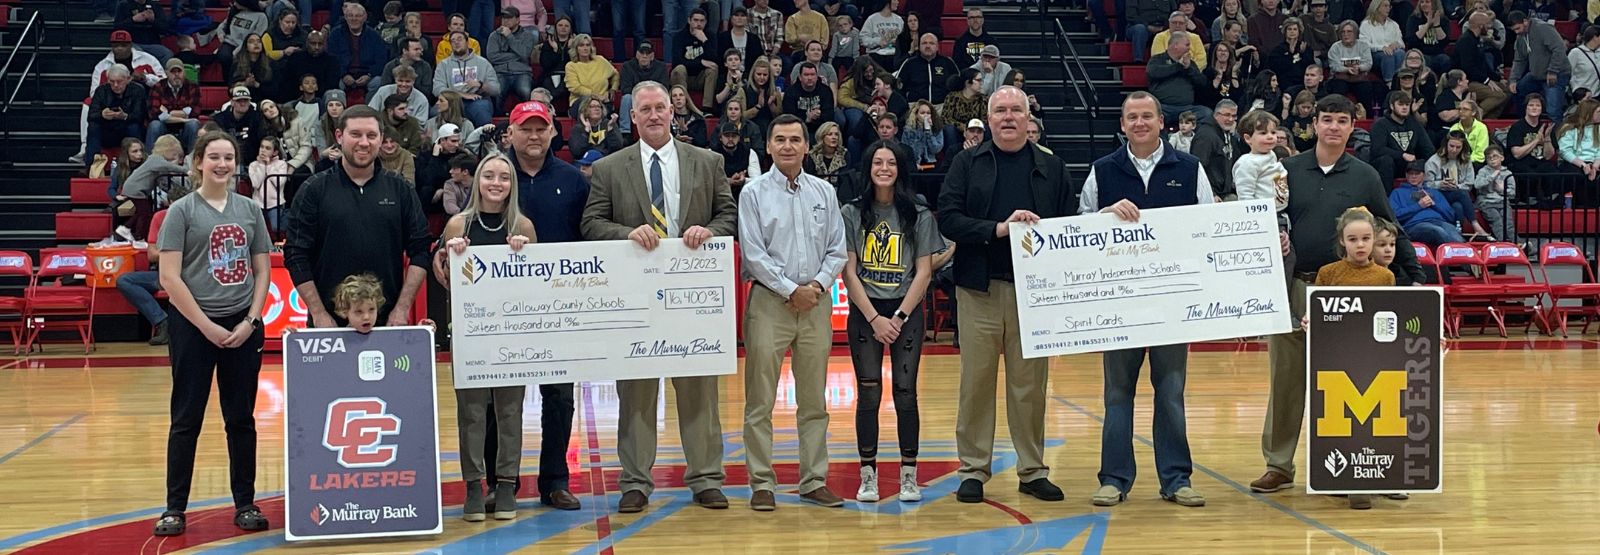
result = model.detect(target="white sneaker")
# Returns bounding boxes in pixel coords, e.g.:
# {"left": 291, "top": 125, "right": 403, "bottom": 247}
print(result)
{"left": 68, "top": 153, "right": 85, "bottom": 165}
{"left": 115, "top": 226, "right": 135, "bottom": 243}
{"left": 856, "top": 466, "right": 879, "bottom": 502}
{"left": 898, "top": 465, "right": 922, "bottom": 502}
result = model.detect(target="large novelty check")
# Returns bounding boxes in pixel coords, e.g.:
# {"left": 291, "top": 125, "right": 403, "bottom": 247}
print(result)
{"left": 447, "top": 238, "right": 737, "bottom": 388}
{"left": 1010, "top": 200, "right": 1294, "bottom": 358}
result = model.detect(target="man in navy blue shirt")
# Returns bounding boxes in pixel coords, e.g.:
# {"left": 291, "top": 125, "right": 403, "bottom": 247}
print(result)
{"left": 507, "top": 100, "right": 589, "bottom": 511}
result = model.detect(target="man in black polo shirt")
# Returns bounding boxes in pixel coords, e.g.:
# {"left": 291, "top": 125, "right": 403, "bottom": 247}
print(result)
{"left": 1251, "top": 95, "right": 1424, "bottom": 506}
{"left": 284, "top": 104, "right": 432, "bottom": 328}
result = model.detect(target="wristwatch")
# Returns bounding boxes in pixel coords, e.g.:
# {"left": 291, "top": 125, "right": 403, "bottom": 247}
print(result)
{"left": 249, "top": 317, "right": 263, "bottom": 329}
{"left": 892, "top": 310, "right": 909, "bottom": 321}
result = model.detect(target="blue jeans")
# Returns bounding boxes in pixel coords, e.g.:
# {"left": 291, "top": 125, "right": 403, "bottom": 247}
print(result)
{"left": 502, "top": 73, "right": 534, "bottom": 105}
{"left": 1098, "top": 343, "right": 1193, "bottom": 496}
{"left": 263, "top": 207, "right": 282, "bottom": 233}
{"left": 1440, "top": 188, "right": 1476, "bottom": 225}
{"left": 1373, "top": 48, "right": 1406, "bottom": 81}
{"left": 1404, "top": 219, "right": 1465, "bottom": 247}
{"left": 1127, "top": 23, "right": 1152, "bottom": 62}
{"left": 1516, "top": 71, "right": 1570, "bottom": 122}
{"left": 147, "top": 119, "right": 200, "bottom": 153}
{"left": 86, "top": 120, "right": 143, "bottom": 167}
{"left": 1160, "top": 103, "right": 1211, "bottom": 124}
{"left": 555, "top": 0, "right": 592, "bottom": 34}
{"left": 116, "top": 271, "right": 166, "bottom": 326}
{"left": 138, "top": 44, "right": 175, "bottom": 65}
{"left": 611, "top": 0, "right": 647, "bottom": 63}
{"left": 618, "top": 93, "right": 634, "bottom": 133}
{"left": 462, "top": 97, "right": 494, "bottom": 127}
{"left": 469, "top": 0, "right": 496, "bottom": 46}
{"left": 661, "top": 0, "right": 700, "bottom": 64}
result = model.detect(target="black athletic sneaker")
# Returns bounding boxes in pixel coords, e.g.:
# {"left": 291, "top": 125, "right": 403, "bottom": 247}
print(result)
{"left": 956, "top": 479, "right": 984, "bottom": 503}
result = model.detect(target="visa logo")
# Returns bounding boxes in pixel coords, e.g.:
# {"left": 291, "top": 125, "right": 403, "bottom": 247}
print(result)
{"left": 1318, "top": 297, "right": 1364, "bottom": 314}
{"left": 296, "top": 337, "right": 347, "bottom": 354}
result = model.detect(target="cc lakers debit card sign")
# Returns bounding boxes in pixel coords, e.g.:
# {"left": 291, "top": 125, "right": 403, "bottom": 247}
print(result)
{"left": 284, "top": 327, "right": 442, "bottom": 540}
{"left": 1306, "top": 287, "right": 1443, "bottom": 494}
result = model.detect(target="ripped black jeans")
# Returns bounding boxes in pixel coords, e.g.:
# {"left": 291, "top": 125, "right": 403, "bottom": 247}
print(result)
{"left": 847, "top": 297, "right": 925, "bottom": 462}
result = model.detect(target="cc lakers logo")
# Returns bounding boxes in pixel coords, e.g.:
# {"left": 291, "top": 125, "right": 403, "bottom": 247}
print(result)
{"left": 322, "top": 397, "right": 402, "bottom": 468}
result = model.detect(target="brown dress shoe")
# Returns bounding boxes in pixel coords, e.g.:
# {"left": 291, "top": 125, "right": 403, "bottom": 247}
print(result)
{"left": 541, "top": 489, "right": 582, "bottom": 510}
{"left": 799, "top": 487, "right": 845, "bottom": 507}
{"left": 617, "top": 490, "right": 648, "bottom": 513}
{"left": 694, "top": 489, "right": 729, "bottom": 509}
{"left": 749, "top": 490, "right": 777, "bottom": 511}
{"left": 1249, "top": 471, "right": 1294, "bottom": 493}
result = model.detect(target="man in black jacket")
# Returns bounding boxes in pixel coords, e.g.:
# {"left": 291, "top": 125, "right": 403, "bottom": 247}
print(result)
{"left": 1189, "top": 100, "right": 1241, "bottom": 199}
{"left": 1368, "top": 90, "right": 1436, "bottom": 187}
{"left": 86, "top": 64, "right": 148, "bottom": 168}
{"left": 282, "top": 32, "right": 343, "bottom": 103}
{"left": 284, "top": 104, "right": 433, "bottom": 328}
{"left": 783, "top": 62, "right": 835, "bottom": 135}
{"left": 114, "top": 0, "right": 173, "bottom": 62}
{"left": 952, "top": 9, "right": 987, "bottom": 68}
{"left": 896, "top": 33, "right": 960, "bottom": 105}
{"left": 936, "top": 86, "right": 1072, "bottom": 506}
{"left": 1457, "top": 11, "right": 1509, "bottom": 118}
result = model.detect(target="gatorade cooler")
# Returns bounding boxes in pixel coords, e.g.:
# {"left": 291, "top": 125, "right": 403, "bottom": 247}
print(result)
{"left": 86, "top": 245, "right": 136, "bottom": 288}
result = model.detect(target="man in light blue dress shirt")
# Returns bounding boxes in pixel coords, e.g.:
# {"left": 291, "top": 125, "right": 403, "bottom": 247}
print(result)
{"left": 737, "top": 113, "right": 849, "bottom": 511}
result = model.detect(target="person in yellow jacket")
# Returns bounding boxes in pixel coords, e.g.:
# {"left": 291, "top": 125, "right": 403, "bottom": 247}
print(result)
{"left": 436, "top": 13, "right": 482, "bottom": 64}
{"left": 1151, "top": 11, "right": 1207, "bottom": 69}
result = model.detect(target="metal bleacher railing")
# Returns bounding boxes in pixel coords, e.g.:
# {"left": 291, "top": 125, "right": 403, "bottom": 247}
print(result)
{"left": 1039, "top": 0, "right": 1100, "bottom": 159}
{"left": 0, "top": 8, "right": 44, "bottom": 168}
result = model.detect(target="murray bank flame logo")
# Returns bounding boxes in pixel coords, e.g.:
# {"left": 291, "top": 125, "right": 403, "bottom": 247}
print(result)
{"left": 1324, "top": 450, "right": 1349, "bottom": 478}
{"left": 460, "top": 255, "right": 487, "bottom": 285}
{"left": 1021, "top": 228, "right": 1046, "bottom": 258}
{"left": 310, "top": 503, "right": 331, "bottom": 526}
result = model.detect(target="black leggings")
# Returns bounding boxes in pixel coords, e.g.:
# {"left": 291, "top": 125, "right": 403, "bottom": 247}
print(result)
{"left": 848, "top": 297, "right": 924, "bottom": 462}
{"left": 165, "top": 309, "right": 263, "bottom": 512}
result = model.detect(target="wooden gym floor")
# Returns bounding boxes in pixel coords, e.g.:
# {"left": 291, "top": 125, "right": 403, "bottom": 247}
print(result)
{"left": 0, "top": 338, "right": 1598, "bottom": 554}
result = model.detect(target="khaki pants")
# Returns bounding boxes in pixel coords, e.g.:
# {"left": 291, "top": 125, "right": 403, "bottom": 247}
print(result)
{"left": 455, "top": 386, "right": 526, "bottom": 483}
{"left": 616, "top": 375, "right": 726, "bottom": 496}
{"left": 1262, "top": 277, "right": 1309, "bottom": 478}
{"left": 742, "top": 284, "right": 833, "bottom": 494}
{"left": 670, "top": 65, "right": 720, "bottom": 109}
{"left": 1466, "top": 81, "right": 1509, "bottom": 118}
{"left": 955, "top": 280, "right": 1050, "bottom": 483}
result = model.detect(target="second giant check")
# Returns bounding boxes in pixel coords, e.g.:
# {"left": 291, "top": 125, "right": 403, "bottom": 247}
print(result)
{"left": 1010, "top": 200, "right": 1294, "bottom": 358}
{"left": 448, "top": 238, "right": 737, "bottom": 388}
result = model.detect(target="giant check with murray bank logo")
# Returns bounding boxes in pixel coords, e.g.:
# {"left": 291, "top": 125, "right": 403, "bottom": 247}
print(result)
{"left": 1010, "top": 200, "right": 1294, "bottom": 358}
{"left": 448, "top": 238, "right": 738, "bottom": 388}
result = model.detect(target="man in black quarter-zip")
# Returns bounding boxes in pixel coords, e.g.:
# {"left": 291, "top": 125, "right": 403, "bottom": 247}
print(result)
{"left": 284, "top": 104, "right": 433, "bottom": 328}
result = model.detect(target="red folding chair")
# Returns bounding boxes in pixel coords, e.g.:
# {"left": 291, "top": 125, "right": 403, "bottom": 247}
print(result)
{"left": 1436, "top": 243, "right": 1491, "bottom": 338}
{"left": 1414, "top": 244, "right": 1443, "bottom": 284}
{"left": 1538, "top": 242, "right": 1600, "bottom": 337}
{"left": 1477, "top": 242, "right": 1551, "bottom": 336}
{"left": 0, "top": 251, "right": 33, "bottom": 355}
{"left": 26, "top": 249, "right": 97, "bottom": 354}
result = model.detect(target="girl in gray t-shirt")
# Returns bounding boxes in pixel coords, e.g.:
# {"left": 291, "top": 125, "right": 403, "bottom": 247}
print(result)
{"left": 152, "top": 132, "right": 272, "bottom": 538}
{"left": 839, "top": 140, "right": 943, "bottom": 505}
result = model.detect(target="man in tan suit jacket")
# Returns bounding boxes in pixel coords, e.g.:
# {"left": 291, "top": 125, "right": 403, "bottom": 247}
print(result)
{"left": 581, "top": 81, "right": 739, "bottom": 514}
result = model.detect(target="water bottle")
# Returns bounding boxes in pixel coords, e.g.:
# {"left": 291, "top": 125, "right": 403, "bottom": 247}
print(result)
{"left": 1564, "top": 192, "right": 1573, "bottom": 209}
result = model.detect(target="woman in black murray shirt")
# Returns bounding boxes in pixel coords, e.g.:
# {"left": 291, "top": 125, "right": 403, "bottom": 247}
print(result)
{"left": 1505, "top": 93, "right": 1558, "bottom": 186}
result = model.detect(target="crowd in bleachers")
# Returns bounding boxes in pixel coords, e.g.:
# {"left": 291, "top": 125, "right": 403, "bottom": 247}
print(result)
{"left": 1095, "top": 0, "right": 1600, "bottom": 252}
{"left": 80, "top": 0, "right": 1033, "bottom": 240}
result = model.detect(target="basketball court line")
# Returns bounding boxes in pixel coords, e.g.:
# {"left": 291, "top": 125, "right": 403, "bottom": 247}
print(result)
{"left": 0, "top": 413, "right": 85, "bottom": 466}
{"left": 1048, "top": 396, "right": 1388, "bottom": 555}
{"left": 578, "top": 382, "right": 618, "bottom": 555}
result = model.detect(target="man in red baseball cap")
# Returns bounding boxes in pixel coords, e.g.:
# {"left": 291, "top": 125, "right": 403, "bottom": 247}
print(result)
{"left": 503, "top": 99, "right": 589, "bottom": 511}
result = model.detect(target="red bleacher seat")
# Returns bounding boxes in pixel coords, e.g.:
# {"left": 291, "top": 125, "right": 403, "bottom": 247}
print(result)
{"left": 1354, "top": 119, "right": 1373, "bottom": 131}
{"left": 205, "top": 7, "right": 226, "bottom": 22}
{"left": 942, "top": 0, "right": 962, "bottom": 14}
{"left": 1555, "top": 20, "right": 1579, "bottom": 41}
{"left": 70, "top": 178, "right": 111, "bottom": 206}
{"left": 55, "top": 213, "right": 112, "bottom": 242}
{"left": 1514, "top": 208, "right": 1600, "bottom": 235}
{"left": 421, "top": 12, "right": 446, "bottom": 35}
{"left": 1108, "top": 42, "right": 1132, "bottom": 64}
{"left": 199, "top": 86, "right": 227, "bottom": 112}
{"left": 1121, "top": 65, "right": 1147, "bottom": 88}
{"left": 1482, "top": 119, "right": 1515, "bottom": 130}
{"left": 938, "top": 39, "right": 953, "bottom": 58}
{"left": 311, "top": 11, "right": 329, "bottom": 30}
